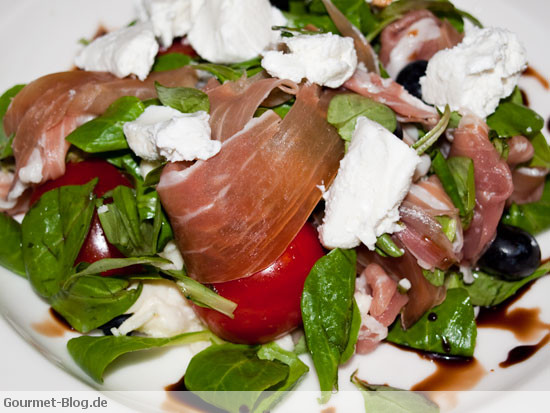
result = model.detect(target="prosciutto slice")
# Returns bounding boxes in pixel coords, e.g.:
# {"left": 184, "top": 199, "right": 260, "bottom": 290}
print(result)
{"left": 509, "top": 167, "right": 548, "bottom": 205}
{"left": 2, "top": 67, "right": 197, "bottom": 209}
{"left": 206, "top": 74, "right": 298, "bottom": 142}
{"left": 379, "top": 10, "right": 463, "bottom": 78}
{"left": 158, "top": 84, "right": 344, "bottom": 283}
{"left": 355, "top": 263, "right": 409, "bottom": 354}
{"left": 449, "top": 115, "right": 513, "bottom": 263}
{"left": 357, "top": 240, "right": 446, "bottom": 329}
{"left": 344, "top": 69, "right": 439, "bottom": 126}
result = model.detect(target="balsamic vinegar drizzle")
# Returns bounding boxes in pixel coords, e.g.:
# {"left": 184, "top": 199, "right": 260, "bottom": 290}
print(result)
{"left": 164, "top": 376, "right": 227, "bottom": 413}
{"left": 31, "top": 308, "right": 74, "bottom": 337}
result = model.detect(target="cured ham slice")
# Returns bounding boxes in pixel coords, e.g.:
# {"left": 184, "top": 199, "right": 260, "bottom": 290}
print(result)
{"left": 206, "top": 74, "right": 298, "bottom": 142}
{"left": 355, "top": 263, "right": 409, "bottom": 354}
{"left": 507, "top": 135, "right": 534, "bottom": 167}
{"left": 2, "top": 67, "right": 197, "bottom": 209}
{"left": 357, "top": 240, "right": 446, "bottom": 329}
{"left": 158, "top": 84, "right": 344, "bottom": 283}
{"left": 344, "top": 69, "right": 439, "bottom": 126}
{"left": 380, "top": 10, "right": 462, "bottom": 78}
{"left": 509, "top": 167, "right": 548, "bottom": 205}
{"left": 399, "top": 176, "right": 463, "bottom": 268}
{"left": 449, "top": 115, "right": 513, "bottom": 263}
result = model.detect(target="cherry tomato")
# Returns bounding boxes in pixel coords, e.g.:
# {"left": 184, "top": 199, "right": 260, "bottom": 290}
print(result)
{"left": 158, "top": 37, "right": 198, "bottom": 58}
{"left": 193, "top": 222, "right": 325, "bottom": 344}
{"left": 30, "top": 160, "right": 133, "bottom": 276}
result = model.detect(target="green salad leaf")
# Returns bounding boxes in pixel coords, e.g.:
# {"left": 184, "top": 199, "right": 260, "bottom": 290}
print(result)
{"left": 155, "top": 82, "right": 210, "bottom": 113}
{"left": 301, "top": 248, "right": 358, "bottom": 402}
{"left": 431, "top": 151, "right": 475, "bottom": 228}
{"left": 71, "top": 256, "right": 171, "bottom": 277}
{"left": 184, "top": 344, "right": 292, "bottom": 413}
{"left": 66, "top": 96, "right": 145, "bottom": 153}
{"left": 387, "top": 288, "right": 477, "bottom": 357}
{"left": 193, "top": 63, "right": 244, "bottom": 83}
{"left": 422, "top": 268, "right": 446, "bottom": 287}
{"left": 502, "top": 179, "right": 550, "bottom": 235}
{"left": 163, "top": 269, "right": 237, "bottom": 318}
{"left": 352, "top": 373, "right": 440, "bottom": 413}
{"left": 152, "top": 53, "right": 193, "bottom": 72}
{"left": 0, "top": 213, "right": 26, "bottom": 277}
{"left": 487, "top": 102, "right": 544, "bottom": 138}
{"left": 51, "top": 275, "right": 142, "bottom": 333}
{"left": 68, "top": 331, "right": 215, "bottom": 383}
{"left": 21, "top": 181, "right": 96, "bottom": 298}
{"left": 0, "top": 84, "right": 25, "bottom": 159}
{"left": 529, "top": 132, "right": 550, "bottom": 169}
{"left": 461, "top": 262, "right": 550, "bottom": 307}
{"left": 327, "top": 94, "right": 397, "bottom": 141}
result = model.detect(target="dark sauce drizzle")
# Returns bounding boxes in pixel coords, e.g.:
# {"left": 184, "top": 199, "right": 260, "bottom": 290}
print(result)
{"left": 32, "top": 308, "right": 74, "bottom": 337}
{"left": 164, "top": 376, "right": 227, "bottom": 413}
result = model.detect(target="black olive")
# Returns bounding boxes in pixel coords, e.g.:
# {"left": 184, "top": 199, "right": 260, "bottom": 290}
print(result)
{"left": 270, "top": 0, "right": 289, "bottom": 11}
{"left": 98, "top": 314, "right": 133, "bottom": 336}
{"left": 396, "top": 60, "right": 428, "bottom": 99}
{"left": 478, "top": 224, "right": 541, "bottom": 280}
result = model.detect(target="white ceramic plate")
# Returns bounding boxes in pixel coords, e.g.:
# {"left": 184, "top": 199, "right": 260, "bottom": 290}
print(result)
{"left": 1, "top": 1, "right": 549, "bottom": 412}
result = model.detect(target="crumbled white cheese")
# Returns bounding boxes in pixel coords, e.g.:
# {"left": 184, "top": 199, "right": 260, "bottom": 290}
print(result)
{"left": 354, "top": 290, "right": 387, "bottom": 341}
{"left": 187, "top": 0, "right": 286, "bottom": 64}
{"left": 18, "top": 148, "right": 43, "bottom": 185}
{"left": 112, "top": 280, "right": 204, "bottom": 337}
{"left": 137, "top": 0, "right": 205, "bottom": 47}
{"left": 398, "top": 278, "right": 412, "bottom": 291}
{"left": 386, "top": 17, "right": 441, "bottom": 78}
{"left": 261, "top": 33, "right": 358, "bottom": 88}
{"left": 123, "top": 105, "right": 220, "bottom": 162}
{"left": 420, "top": 26, "right": 527, "bottom": 118}
{"left": 158, "top": 240, "right": 184, "bottom": 271}
{"left": 319, "top": 116, "right": 420, "bottom": 250}
{"left": 139, "top": 159, "right": 162, "bottom": 180}
{"left": 75, "top": 22, "right": 159, "bottom": 80}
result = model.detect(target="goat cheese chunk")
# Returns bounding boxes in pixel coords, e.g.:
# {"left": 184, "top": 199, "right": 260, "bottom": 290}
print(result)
{"left": 187, "top": 0, "right": 286, "bottom": 64}
{"left": 137, "top": 0, "right": 205, "bottom": 47}
{"left": 261, "top": 33, "right": 358, "bottom": 88}
{"left": 75, "top": 22, "right": 158, "bottom": 81}
{"left": 319, "top": 117, "right": 420, "bottom": 250}
{"left": 112, "top": 280, "right": 203, "bottom": 337}
{"left": 420, "top": 26, "right": 527, "bottom": 118}
{"left": 123, "top": 105, "right": 220, "bottom": 162}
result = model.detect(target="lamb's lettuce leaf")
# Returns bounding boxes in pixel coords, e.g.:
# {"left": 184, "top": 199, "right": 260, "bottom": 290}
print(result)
{"left": 301, "top": 248, "right": 358, "bottom": 402}
{"left": 66, "top": 96, "right": 144, "bottom": 153}
{"left": 152, "top": 53, "right": 193, "bottom": 72}
{"left": 155, "top": 82, "right": 210, "bottom": 113}
{"left": 68, "top": 330, "right": 216, "bottom": 383}
{"left": 386, "top": 288, "right": 476, "bottom": 357}
{"left": 503, "top": 179, "right": 550, "bottom": 235}
{"left": 0, "top": 213, "right": 26, "bottom": 277}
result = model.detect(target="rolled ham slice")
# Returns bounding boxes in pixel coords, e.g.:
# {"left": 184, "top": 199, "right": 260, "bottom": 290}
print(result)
{"left": 449, "top": 115, "right": 513, "bottom": 263}
{"left": 344, "top": 69, "right": 439, "bottom": 127}
{"left": 158, "top": 84, "right": 344, "bottom": 283}
{"left": 2, "top": 67, "right": 197, "bottom": 209}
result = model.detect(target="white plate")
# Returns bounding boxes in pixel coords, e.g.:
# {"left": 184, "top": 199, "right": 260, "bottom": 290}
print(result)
{"left": 1, "top": 1, "right": 550, "bottom": 412}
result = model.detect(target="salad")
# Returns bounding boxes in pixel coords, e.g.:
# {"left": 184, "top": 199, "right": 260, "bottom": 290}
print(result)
{"left": 0, "top": 0, "right": 549, "bottom": 411}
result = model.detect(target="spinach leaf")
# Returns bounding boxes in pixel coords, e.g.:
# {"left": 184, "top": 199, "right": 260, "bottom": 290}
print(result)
{"left": 106, "top": 153, "right": 142, "bottom": 180}
{"left": 72, "top": 256, "right": 171, "bottom": 277}
{"left": 301, "top": 248, "right": 357, "bottom": 402}
{"left": 193, "top": 63, "right": 244, "bottom": 83}
{"left": 431, "top": 151, "right": 475, "bottom": 228}
{"left": 164, "top": 269, "right": 237, "bottom": 318}
{"left": 255, "top": 342, "right": 310, "bottom": 413}
{"left": 0, "top": 84, "right": 25, "bottom": 159}
{"left": 529, "top": 132, "right": 550, "bottom": 169}
{"left": 152, "top": 53, "right": 193, "bottom": 72}
{"left": 155, "top": 82, "right": 210, "bottom": 113}
{"left": 352, "top": 373, "right": 439, "bottom": 413}
{"left": 327, "top": 94, "right": 396, "bottom": 141}
{"left": 387, "top": 288, "right": 476, "bottom": 357}
{"left": 502, "top": 179, "right": 550, "bottom": 234}
{"left": 51, "top": 275, "right": 142, "bottom": 333}
{"left": 184, "top": 344, "right": 290, "bottom": 413}
{"left": 97, "top": 185, "right": 167, "bottom": 257}
{"left": 143, "top": 162, "right": 166, "bottom": 187}
{"left": 309, "top": 0, "right": 374, "bottom": 34}
{"left": 283, "top": 11, "right": 338, "bottom": 34}
{"left": 340, "top": 298, "right": 361, "bottom": 363}
{"left": 67, "top": 330, "right": 215, "bottom": 383}
{"left": 21, "top": 181, "right": 96, "bottom": 298}
{"left": 66, "top": 97, "right": 145, "bottom": 153}
{"left": 461, "top": 262, "right": 550, "bottom": 307}
{"left": 0, "top": 213, "right": 26, "bottom": 277}
{"left": 487, "top": 102, "right": 544, "bottom": 138}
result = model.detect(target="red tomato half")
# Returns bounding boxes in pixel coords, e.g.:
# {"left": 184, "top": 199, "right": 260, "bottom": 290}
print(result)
{"left": 31, "top": 160, "right": 133, "bottom": 276}
{"left": 193, "top": 222, "right": 325, "bottom": 344}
